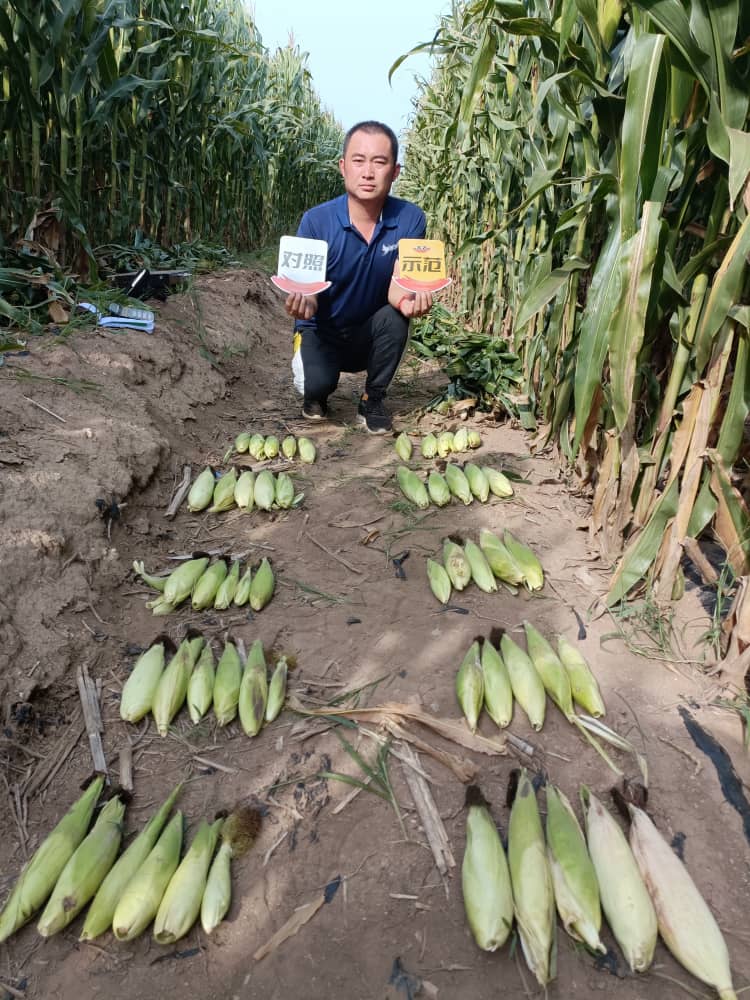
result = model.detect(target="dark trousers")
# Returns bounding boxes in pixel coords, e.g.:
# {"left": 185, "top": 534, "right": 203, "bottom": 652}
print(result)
{"left": 294, "top": 305, "right": 409, "bottom": 404}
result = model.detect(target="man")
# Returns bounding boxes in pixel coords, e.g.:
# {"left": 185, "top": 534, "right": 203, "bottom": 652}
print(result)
{"left": 285, "top": 121, "right": 434, "bottom": 434}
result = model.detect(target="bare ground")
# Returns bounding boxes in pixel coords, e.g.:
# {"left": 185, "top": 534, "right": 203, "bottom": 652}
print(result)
{"left": 0, "top": 268, "right": 748, "bottom": 1000}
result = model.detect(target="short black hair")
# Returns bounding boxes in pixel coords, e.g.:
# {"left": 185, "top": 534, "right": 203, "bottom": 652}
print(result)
{"left": 343, "top": 121, "right": 399, "bottom": 164}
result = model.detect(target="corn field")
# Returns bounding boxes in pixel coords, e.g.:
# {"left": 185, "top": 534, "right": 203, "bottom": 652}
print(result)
{"left": 401, "top": 0, "right": 750, "bottom": 645}
{"left": 0, "top": 0, "right": 343, "bottom": 263}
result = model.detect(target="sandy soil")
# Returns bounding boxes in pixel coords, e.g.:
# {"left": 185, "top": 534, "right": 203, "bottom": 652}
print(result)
{"left": 0, "top": 268, "right": 748, "bottom": 1000}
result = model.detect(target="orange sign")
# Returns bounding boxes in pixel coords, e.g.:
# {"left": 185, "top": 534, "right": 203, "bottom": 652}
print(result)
{"left": 393, "top": 239, "right": 451, "bottom": 293}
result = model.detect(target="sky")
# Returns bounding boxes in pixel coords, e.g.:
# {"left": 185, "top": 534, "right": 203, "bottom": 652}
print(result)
{"left": 249, "top": 0, "right": 451, "bottom": 141}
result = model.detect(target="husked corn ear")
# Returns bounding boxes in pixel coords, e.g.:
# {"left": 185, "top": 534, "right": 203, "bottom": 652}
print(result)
{"left": 443, "top": 539, "right": 472, "bottom": 591}
{"left": 481, "top": 641, "right": 513, "bottom": 729}
{"left": 265, "top": 655, "right": 288, "bottom": 722}
{"left": 282, "top": 435, "right": 297, "bottom": 459}
{"left": 213, "top": 640, "right": 243, "bottom": 726}
{"left": 187, "top": 467, "right": 215, "bottom": 512}
{"left": 233, "top": 566, "right": 253, "bottom": 606}
{"left": 557, "top": 637, "right": 606, "bottom": 717}
{"left": 297, "top": 436, "right": 316, "bottom": 463}
{"left": 421, "top": 432, "right": 438, "bottom": 458}
{"left": 523, "top": 622, "right": 573, "bottom": 719}
{"left": 234, "top": 470, "right": 255, "bottom": 510}
{"left": 508, "top": 770, "right": 555, "bottom": 986}
{"left": 500, "top": 634, "right": 546, "bottom": 730}
{"left": 235, "top": 432, "right": 251, "bottom": 453}
{"left": 249, "top": 557, "right": 275, "bottom": 611}
{"left": 437, "top": 430, "right": 454, "bottom": 457}
{"left": 396, "top": 466, "right": 429, "bottom": 509}
{"left": 154, "top": 818, "right": 224, "bottom": 944}
{"left": 208, "top": 468, "right": 238, "bottom": 513}
{"left": 545, "top": 785, "right": 604, "bottom": 953}
{"left": 254, "top": 469, "right": 276, "bottom": 510}
{"left": 263, "top": 435, "right": 279, "bottom": 459}
{"left": 152, "top": 635, "right": 203, "bottom": 736}
{"left": 275, "top": 471, "right": 294, "bottom": 509}
{"left": 214, "top": 559, "right": 241, "bottom": 610}
{"left": 112, "top": 812, "right": 183, "bottom": 941}
{"left": 581, "top": 788, "right": 656, "bottom": 973}
{"left": 456, "top": 641, "right": 484, "bottom": 732}
{"left": 81, "top": 784, "right": 182, "bottom": 941}
{"left": 394, "top": 432, "right": 412, "bottom": 461}
{"left": 503, "top": 531, "right": 544, "bottom": 590}
{"left": 464, "top": 463, "right": 490, "bottom": 502}
{"left": 0, "top": 776, "right": 104, "bottom": 942}
{"left": 187, "top": 643, "right": 215, "bottom": 723}
{"left": 484, "top": 467, "right": 514, "bottom": 498}
{"left": 120, "top": 641, "right": 166, "bottom": 722}
{"left": 37, "top": 796, "right": 126, "bottom": 936}
{"left": 239, "top": 638, "right": 268, "bottom": 736}
{"left": 452, "top": 427, "right": 469, "bottom": 452}
{"left": 192, "top": 559, "right": 228, "bottom": 610}
{"left": 163, "top": 556, "right": 210, "bottom": 606}
{"left": 479, "top": 530, "right": 524, "bottom": 585}
{"left": 445, "top": 463, "right": 472, "bottom": 505}
{"left": 468, "top": 430, "right": 482, "bottom": 449}
{"left": 462, "top": 786, "right": 513, "bottom": 951}
{"left": 426, "top": 558, "right": 452, "bottom": 604}
{"left": 464, "top": 540, "right": 498, "bottom": 593}
{"left": 427, "top": 471, "right": 451, "bottom": 506}
{"left": 248, "top": 433, "right": 265, "bottom": 459}
{"left": 628, "top": 805, "right": 737, "bottom": 999}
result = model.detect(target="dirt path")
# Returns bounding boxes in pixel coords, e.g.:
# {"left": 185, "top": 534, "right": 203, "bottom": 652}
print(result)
{"left": 1, "top": 269, "right": 748, "bottom": 1000}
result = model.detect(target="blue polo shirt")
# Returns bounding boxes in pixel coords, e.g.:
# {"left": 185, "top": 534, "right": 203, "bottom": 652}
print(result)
{"left": 294, "top": 194, "right": 426, "bottom": 335}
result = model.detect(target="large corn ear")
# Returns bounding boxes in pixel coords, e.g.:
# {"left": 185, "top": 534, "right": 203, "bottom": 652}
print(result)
{"left": 500, "top": 634, "right": 546, "bottom": 730}
{"left": 249, "top": 557, "right": 275, "bottom": 611}
{"left": 253, "top": 470, "right": 276, "bottom": 510}
{"left": 0, "top": 776, "right": 104, "bottom": 942}
{"left": 187, "top": 468, "right": 215, "bottom": 512}
{"left": 152, "top": 636, "right": 203, "bottom": 736}
{"left": 464, "top": 540, "right": 497, "bottom": 593}
{"left": 508, "top": 770, "right": 555, "bottom": 986}
{"left": 81, "top": 784, "right": 182, "bottom": 941}
{"left": 452, "top": 427, "right": 469, "bottom": 452}
{"left": 396, "top": 466, "right": 430, "bottom": 509}
{"left": 234, "top": 470, "right": 255, "bottom": 510}
{"left": 557, "top": 637, "right": 606, "bottom": 717}
{"left": 503, "top": 531, "right": 544, "bottom": 590}
{"left": 153, "top": 818, "right": 223, "bottom": 944}
{"left": 523, "top": 622, "right": 573, "bottom": 719}
{"left": 482, "top": 640, "right": 513, "bottom": 729}
{"left": 443, "top": 539, "right": 472, "bottom": 591}
{"left": 297, "top": 437, "right": 316, "bottom": 463}
{"left": 235, "top": 432, "right": 251, "bottom": 453}
{"left": 214, "top": 559, "right": 241, "bottom": 610}
{"left": 478, "top": 530, "right": 524, "bottom": 585}
{"left": 213, "top": 639, "right": 243, "bottom": 726}
{"left": 208, "top": 468, "right": 238, "bottom": 513}
{"left": 444, "top": 463, "right": 472, "bottom": 505}
{"left": 421, "top": 432, "right": 438, "bottom": 458}
{"left": 581, "top": 788, "right": 656, "bottom": 973}
{"left": 282, "top": 435, "right": 297, "bottom": 459}
{"left": 38, "top": 796, "right": 126, "bottom": 936}
{"left": 462, "top": 786, "right": 513, "bottom": 951}
{"left": 437, "top": 430, "right": 454, "bottom": 457}
{"left": 275, "top": 471, "right": 295, "bottom": 509}
{"left": 112, "top": 811, "right": 183, "bottom": 941}
{"left": 233, "top": 566, "right": 253, "bottom": 607}
{"left": 265, "top": 655, "right": 288, "bottom": 722}
{"left": 120, "top": 640, "right": 167, "bottom": 722}
{"left": 628, "top": 805, "right": 737, "bottom": 999}
{"left": 545, "top": 785, "right": 604, "bottom": 953}
{"left": 427, "top": 470, "right": 451, "bottom": 507}
{"left": 464, "top": 463, "right": 490, "bottom": 502}
{"left": 394, "top": 432, "right": 412, "bottom": 461}
{"left": 248, "top": 433, "right": 265, "bottom": 459}
{"left": 187, "top": 642, "right": 215, "bottom": 723}
{"left": 239, "top": 638, "right": 268, "bottom": 736}
{"left": 263, "top": 435, "right": 280, "bottom": 459}
{"left": 163, "top": 556, "right": 210, "bottom": 606}
{"left": 191, "top": 560, "right": 229, "bottom": 610}
{"left": 484, "top": 467, "right": 514, "bottom": 498}
{"left": 426, "top": 558, "right": 451, "bottom": 604}
{"left": 456, "top": 640, "right": 484, "bottom": 733}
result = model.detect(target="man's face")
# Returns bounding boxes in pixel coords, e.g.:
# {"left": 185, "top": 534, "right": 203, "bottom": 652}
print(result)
{"left": 339, "top": 130, "right": 400, "bottom": 204}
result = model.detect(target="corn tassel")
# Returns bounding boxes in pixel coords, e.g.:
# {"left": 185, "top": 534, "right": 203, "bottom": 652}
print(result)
{"left": 481, "top": 640, "right": 513, "bottom": 728}
{"left": 153, "top": 818, "right": 223, "bottom": 944}
{"left": 120, "top": 640, "right": 166, "bottom": 722}
{"left": 456, "top": 640, "right": 484, "bottom": 733}
{"left": 112, "top": 812, "right": 183, "bottom": 941}
{"left": 213, "top": 639, "right": 243, "bottom": 726}
{"left": 557, "top": 637, "right": 606, "bottom": 717}
{"left": 500, "top": 634, "right": 546, "bottom": 730}
{"left": 462, "top": 786, "right": 513, "bottom": 951}
{"left": 238, "top": 638, "right": 268, "bottom": 736}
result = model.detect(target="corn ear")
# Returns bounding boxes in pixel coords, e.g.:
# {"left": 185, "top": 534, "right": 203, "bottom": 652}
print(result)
{"left": 233, "top": 566, "right": 253, "bottom": 606}
{"left": 200, "top": 840, "right": 232, "bottom": 935}
{"left": 421, "top": 432, "right": 438, "bottom": 458}
{"left": 462, "top": 786, "right": 513, "bottom": 951}
{"left": 239, "top": 638, "right": 268, "bottom": 736}
{"left": 253, "top": 469, "right": 276, "bottom": 510}
{"left": 248, "top": 433, "right": 265, "bottom": 459}
{"left": 214, "top": 559, "right": 241, "bottom": 610}
{"left": 187, "top": 467, "right": 215, "bottom": 512}
{"left": 154, "top": 817, "right": 223, "bottom": 944}
{"left": 464, "top": 540, "right": 497, "bottom": 592}
{"left": 484, "top": 467, "right": 514, "bottom": 498}
{"left": 508, "top": 769, "right": 555, "bottom": 986}
{"left": 456, "top": 640, "right": 484, "bottom": 733}
{"left": 557, "top": 637, "right": 606, "bottom": 717}
{"left": 187, "top": 643, "right": 215, "bottom": 723}
{"left": 482, "top": 641, "right": 513, "bottom": 729}
{"left": 503, "top": 531, "right": 544, "bottom": 590}
{"left": 81, "top": 784, "right": 182, "bottom": 941}
{"left": 152, "top": 636, "right": 202, "bottom": 736}
{"left": 275, "top": 471, "right": 294, "bottom": 509}
{"left": 478, "top": 530, "right": 525, "bottom": 585}
{"left": 467, "top": 430, "right": 482, "bottom": 449}
{"left": 192, "top": 560, "right": 228, "bottom": 610}
{"left": 132, "top": 560, "right": 167, "bottom": 591}
{"left": 581, "top": 788, "right": 657, "bottom": 973}
{"left": 443, "top": 539, "right": 472, "bottom": 591}
{"left": 38, "top": 796, "right": 126, "bottom": 936}
{"left": 163, "top": 556, "right": 210, "bottom": 606}
{"left": 249, "top": 557, "right": 275, "bottom": 611}
{"left": 120, "top": 641, "right": 166, "bottom": 722}
{"left": 112, "top": 811, "right": 183, "bottom": 941}
{"left": 208, "top": 468, "right": 237, "bottom": 513}
{"left": 628, "top": 805, "right": 737, "bottom": 999}
{"left": 396, "top": 466, "right": 429, "bottom": 509}
{"left": 426, "top": 558, "right": 451, "bottom": 604}
{"left": 452, "top": 426, "right": 469, "bottom": 452}
{"left": 444, "top": 463, "right": 472, "bottom": 505}
{"left": 523, "top": 622, "right": 574, "bottom": 719}
{"left": 234, "top": 470, "right": 255, "bottom": 510}
{"left": 427, "top": 470, "right": 450, "bottom": 506}
{"left": 0, "top": 776, "right": 104, "bottom": 942}
{"left": 464, "top": 463, "right": 490, "bottom": 502}
{"left": 265, "top": 655, "right": 288, "bottom": 722}
{"left": 297, "top": 436, "right": 316, "bottom": 463}
{"left": 235, "top": 432, "right": 251, "bottom": 453}
{"left": 545, "top": 785, "right": 604, "bottom": 953}
{"left": 394, "top": 432, "right": 412, "bottom": 461}
{"left": 213, "top": 639, "right": 243, "bottom": 726}
{"left": 437, "top": 430, "right": 454, "bottom": 457}
{"left": 263, "top": 435, "right": 279, "bottom": 459}
{"left": 281, "top": 435, "right": 297, "bottom": 459}
{"left": 500, "top": 634, "right": 546, "bottom": 730}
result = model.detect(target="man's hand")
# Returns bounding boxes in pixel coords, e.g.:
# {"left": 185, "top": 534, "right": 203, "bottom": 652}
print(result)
{"left": 397, "top": 290, "right": 433, "bottom": 319}
{"left": 285, "top": 292, "right": 318, "bottom": 320}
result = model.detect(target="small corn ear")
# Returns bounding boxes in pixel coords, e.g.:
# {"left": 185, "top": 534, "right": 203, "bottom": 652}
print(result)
{"left": 239, "top": 638, "right": 268, "bottom": 736}
{"left": 523, "top": 622, "right": 573, "bottom": 719}
{"left": 444, "top": 463, "right": 472, "bottom": 505}
{"left": 120, "top": 641, "right": 166, "bottom": 722}
{"left": 557, "top": 637, "right": 606, "bottom": 717}
{"left": 297, "top": 437, "right": 316, "bottom": 463}
{"left": 187, "top": 467, "right": 215, "bottom": 512}
{"left": 275, "top": 471, "right": 294, "bottom": 509}
{"left": 394, "top": 432, "right": 412, "bottom": 461}
{"left": 187, "top": 643, "right": 215, "bottom": 723}
{"left": 213, "top": 639, "right": 243, "bottom": 726}
{"left": 200, "top": 840, "right": 232, "bottom": 935}
{"left": 462, "top": 786, "right": 514, "bottom": 951}
{"left": 281, "top": 435, "right": 297, "bottom": 459}
{"left": 437, "top": 430, "right": 454, "bottom": 457}
{"left": 396, "top": 466, "right": 429, "bottom": 509}
{"left": 443, "top": 539, "right": 472, "bottom": 591}
{"left": 478, "top": 530, "right": 524, "bottom": 585}
{"left": 263, "top": 435, "right": 279, "bottom": 459}
{"left": 467, "top": 430, "right": 482, "bottom": 449}
{"left": 464, "top": 540, "right": 497, "bottom": 593}
{"left": 233, "top": 566, "right": 253, "bottom": 607}
{"left": 248, "top": 433, "right": 265, "bottom": 459}
{"left": 112, "top": 812, "right": 183, "bottom": 941}
{"left": 503, "top": 531, "right": 544, "bottom": 590}
{"left": 452, "top": 427, "right": 469, "bottom": 452}
{"left": 208, "top": 468, "right": 238, "bottom": 513}
{"left": 192, "top": 560, "right": 229, "bottom": 610}
{"left": 214, "top": 559, "right": 241, "bottom": 610}
{"left": 253, "top": 470, "right": 276, "bottom": 510}
{"left": 265, "top": 655, "right": 288, "bottom": 722}
{"left": 153, "top": 818, "right": 223, "bottom": 944}
{"left": 427, "top": 471, "right": 451, "bottom": 507}
{"left": 426, "top": 558, "right": 451, "bottom": 604}
{"left": 483, "top": 467, "right": 514, "bottom": 498}
{"left": 500, "top": 634, "right": 546, "bottom": 731}
{"left": 456, "top": 641, "right": 484, "bottom": 733}
{"left": 163, "top": 556, "right": 210, "bottom": 606}
{"left": 481, "top": 641, "right": 513, "bottom": 729}
{"left": 234, "top": 470, "right": 255, "bottom": 510}
{"left": 234, "top": 432, "right": 251, "bottom": 453}
{"left": 152, "top": 636, "right": 203, "bottom": 736}
{"left": 249, "top": 557, "right": 275, "bottom": 611}
{"left": 421, "top": 432, "right": 438, "bottom": 458}
{"left": 464, "top": 463, "right": 490, "bottom": 502}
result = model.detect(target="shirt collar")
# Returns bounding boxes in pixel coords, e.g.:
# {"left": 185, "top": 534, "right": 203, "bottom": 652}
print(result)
{"left": 336, "top": 195, "right": 398, "bottom": 230}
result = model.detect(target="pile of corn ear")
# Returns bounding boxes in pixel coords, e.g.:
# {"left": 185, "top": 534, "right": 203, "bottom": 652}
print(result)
{"left": 0, "top": 780, "right": 262, "bottom": 945}
{"left": 462, "top": 773, "right": 739, "bottom": 998}
{"left": 397, "top": 464, "right": 513, "bottom": 510}
{"left": 133, "top": 554, "right": 275, "bottom": 616}
{"left": 427, "top": 531, "right": 542, "bottom": 603}
{"left": 232, "top": 432, "right": 316, "bottom": 463}
{"left": 120, "top": 634, "right": 290, "bottom": 736}
{"left": 186, "top": 466, "right": 304, "bottom": 514}
{"left": 395, "top": 428, "right": 481, "bottom": 460}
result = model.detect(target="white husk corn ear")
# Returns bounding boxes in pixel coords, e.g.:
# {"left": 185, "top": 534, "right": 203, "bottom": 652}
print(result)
{"left": 282, "top": 435, "right": 297, "bottom": 459}
{"left": 81, "top": 784, "right": 182, "bottom": 941}
{"left": 234, "top": 432, "right": 251, "bottom": 453}
{"left": 112, "top": 811, "right": 183, "bottom": 941}
{"left": 444, "top": 463, "right": 472, "bottom": 505}
{"left": 581, "top": 788, "right": 656, "bottom": 973}
{"left": 275, "top": 471, "right": 294, "bottom": 509}
{"left": 464, "top": 463, "right": 490, "bottom": 502}
{"left": 426, "top": 558, "right": 451, "bottom": 604}
{"left": 163, "top": 556, "right": 210, "bottom": 606}
{"left": 192, "top": 560, "right": 228, "bottom": 610}
{"left": 248, "top": 433, "right": 265, "bottom": 459}
{"left": 557, "top": 637, "right": 606, "bottom": 717}
{"left": 437, "top": 430, "right": 454, "bottom": 457}
{"left": 396, "top": 466, "right": 429, "bottom": 509}
{"left": 456, "top": 641, "right": 484, "bottom": 733}
{"left": 0, "top": 776, "right": 104, "bottom": 942}
{"left": 545, "top": 785, "right": 604, "bottom": 953}
{"left": 153, "top": 818, "right": 223, "bottom": 944}
{"left": 152, "top": 636, "right": 203, "bottom": 737}
{"left": 120, "top": 640, "right": 166, "bottom": 722}
{"left": 239, "top": 639, "right": 268, "bottom": 736}
{"left": 253, "top": 470, "right": 276, "bottom": 510}
{"left": 628, "top": 805, "right": 737, "bottom": 999}
{"left": 233, "top": 566, "right": 253, "bottom": 606}
{"left": 421, "top": 432, "right": 438, "bottom": 458}
{"left": 249, "top": 557, "right": 275, "bottom": 611}
{"left": 500, "top": 634, "right": 546, "bottom": 730}
{"left": 503, "top": 530, "right": 544, "bottom": 590}
{"left": 187, "top": 643, "right": 215, "bottom": 723}
{"left": 523, "top": 622, "right": 573, "bottom": 719}
{"left": 508, "top": 769, "right": 555, "bottom": 986}
{"left": 394, "top": 432, "right": 412, "bottom": 461}
{"left": 464, "top": 540, "right": 497, "bottom": 592}
{"left": 452, "top": 426, "right": 469, "bottom": 452}
{"left": 208, "top": 468, "right": 237, "bottom": 513}
{"left": 38, "top": 796, "right": 126, "bottom": 936}
{"left": 297, "top": 437, "right": 316, "bottom": 463}
{"left": 263, "top": 435, "right": 279, "bottom": 459}
{"left": 479, "top": 529, "right": 524, "bottom": 585}
{"left": 265, "top": 655, "right": 288, "bottom": 722}
{"left": 213, "top": 640, "right": 243, "bottom": 726}
{"left": 427, "top": 471, "right": 451, "bottom": 506}
{"left": 234, "top": 470, "right": 255, "bottom": 510}
{"left": 443, "top": 539, "right": 472, "bottom": 591}
{"left": 481, "top": 641, "right": 513, "bottom": 728}
{"left": 462, "top": 786, "right": 513, "bottom": 951}
{"left": 187, "top": 467, "right": 215, "bottom": 512}
{"left": 484, "top": 467, "right": 514, "bottom": 498}
{"left": 213, "top": 559, "right": 241, "bottom": 609}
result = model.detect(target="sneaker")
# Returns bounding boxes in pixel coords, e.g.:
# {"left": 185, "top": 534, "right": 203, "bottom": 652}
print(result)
{"left": 302, "top": 399, "right": 327, "bottom": 421}
{"left": 357, "top": 394, "right": 392, "bottom": 434}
